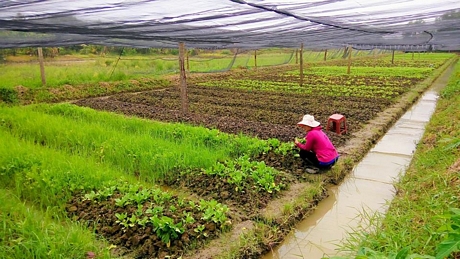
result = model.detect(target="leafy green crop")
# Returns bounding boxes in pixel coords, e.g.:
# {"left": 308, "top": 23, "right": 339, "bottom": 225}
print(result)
{"left": 204, "top": 155, "right": 284, "bottom": 194}
{"left": 82, "top": 183, "right": 230, "bottom": 247}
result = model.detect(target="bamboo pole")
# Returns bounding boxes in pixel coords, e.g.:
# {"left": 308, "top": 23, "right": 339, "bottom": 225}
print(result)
{"left": 37, "top": 47, "right": 46, "bottom": 86}
{"left": 178, "top": 42, "right": 188, "bottom": 114}
{"left": 391, "top": 49, "right": 395, "bottom": 64}
{"left": 299, "top": 43, "right": 304, "bottom": 87}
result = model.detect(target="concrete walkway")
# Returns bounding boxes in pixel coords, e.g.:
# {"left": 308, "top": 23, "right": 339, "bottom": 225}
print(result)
{"left": 263, "top": 66, "right": 453, "bottom": 259}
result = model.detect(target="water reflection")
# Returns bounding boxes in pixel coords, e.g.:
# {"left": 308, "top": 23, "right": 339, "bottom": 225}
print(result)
{"left": 260, "top": 62, "right": 452, "bottom": 259}
{"left": 263, "top": 186, "right": 338, "bottom": 259}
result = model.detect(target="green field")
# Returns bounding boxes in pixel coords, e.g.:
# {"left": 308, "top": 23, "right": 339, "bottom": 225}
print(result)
{"left": 1, "top": 49, "right": 458, "bottom": 259}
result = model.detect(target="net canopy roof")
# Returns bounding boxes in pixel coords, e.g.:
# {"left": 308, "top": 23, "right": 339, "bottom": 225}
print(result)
{"left": 1, "top": 0, "right": 459, "bottom": 51}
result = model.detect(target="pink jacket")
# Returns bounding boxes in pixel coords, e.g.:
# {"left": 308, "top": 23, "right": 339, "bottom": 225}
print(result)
{"left": 295, "top": 126, "right": 339, "bottom": 163}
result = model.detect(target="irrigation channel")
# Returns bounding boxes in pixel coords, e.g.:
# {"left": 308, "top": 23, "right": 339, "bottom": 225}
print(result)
{"left": 261, "top": 63, "right": 455, "bottom": 259}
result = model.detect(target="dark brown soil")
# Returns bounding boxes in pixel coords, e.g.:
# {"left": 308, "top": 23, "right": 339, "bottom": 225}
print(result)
{"left": 73, "top": 85, "right": 391, "bottom": 144}
{"left": 67, "top": 64, "right": 432, "bottom": 258}
{"left": 67, "top": 189, "right": 229, "bottom": 259}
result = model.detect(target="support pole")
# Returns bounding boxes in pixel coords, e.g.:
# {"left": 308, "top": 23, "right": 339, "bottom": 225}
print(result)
{"left": 37, "top": 47, "right": 46, "bottom": 86}
{"left": 299, "top": 43, "right": 304, "bottom": 87}
{"left": 178, "top": 42, "right": 188, "bottom": 114}
{"left": 347, "top": 46, "right": 352, "bottom": 75}
{"left": 391, "top": 49, "right": 395, "bottom": 64}
{"left": 324, "top": 49, "right": 327, "bottom": 61}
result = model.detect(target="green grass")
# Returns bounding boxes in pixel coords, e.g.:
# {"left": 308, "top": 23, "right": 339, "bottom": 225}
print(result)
{"left": 0, "top": 127, "right": 138, "bottom": 208}
{"left": 0, "top": 188, "right": 112, "bottom": 259}
{"left": 0, "top": 48, "right": 407, "bottom": 104}
{"left": 0, "top": 103, "right": 269, "bottom": 183}
{"left": 332, "top": 59, "right": 460, "bottom": 259}
{"left": 1, "top": 51, "right": 457, "bottom": 258}
{"left": 0, "top": 48, "right": 381, "bottom": 90}
{"left": 0, "top": 102, "right": 276, "bottom": 259}
{"left": 0, "top": 118, "right": 241, "bottom": 258}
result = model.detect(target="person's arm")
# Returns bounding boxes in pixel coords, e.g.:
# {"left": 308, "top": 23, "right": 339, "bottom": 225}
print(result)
{"left": 295, "top": 132, "right": 314, "bottom": 150}
{"left": 295, "top": 132, "right": 313, "bottom": 151}
{"left": 294, "top": 138, "right": 305, "bottom": 149}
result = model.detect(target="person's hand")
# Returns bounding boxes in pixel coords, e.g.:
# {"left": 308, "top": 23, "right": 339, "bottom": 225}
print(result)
{"left": 294, "top": 138, "right": 300, "bottom": 145}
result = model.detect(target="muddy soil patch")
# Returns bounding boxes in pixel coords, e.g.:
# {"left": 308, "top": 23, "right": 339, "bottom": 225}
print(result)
{"left": 73, "top": 85, "right": 390, "bottom": 146}
{"left": 67, "top": 190, "right": 230, "bottom": 259}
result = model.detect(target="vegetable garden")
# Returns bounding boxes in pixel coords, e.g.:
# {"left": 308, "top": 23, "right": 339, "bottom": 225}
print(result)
{"left": 0, "top": 52, "right": 456, "bottom": 259}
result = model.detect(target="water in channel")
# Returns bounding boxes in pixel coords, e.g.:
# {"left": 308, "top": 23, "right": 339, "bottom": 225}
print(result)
{"left": 261, "top": 64, "right": 454, "bottom": 259}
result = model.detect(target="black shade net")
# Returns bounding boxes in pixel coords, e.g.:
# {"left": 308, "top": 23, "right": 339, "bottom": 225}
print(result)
{"left": 1, "top": 0, "right": 459, "bottom": 51}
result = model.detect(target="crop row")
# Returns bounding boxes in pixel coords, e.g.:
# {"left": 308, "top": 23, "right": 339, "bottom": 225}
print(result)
{"left": 204, "top": 154, "right": 284, "bottom": 194}
{"left": 198, "top": 79, "right": 407, "bottom": 99}
{"left": 0, "top": 103, "right": 294, "bottom": 257}
{"left": 0, "top": 103, "right": 291, "bottom": 196}
{"left": 321, "top": 53, "right": 454, "bottom": 68}
{"left": 0, "top": 125, "right": 234, "bottom": 256}
{"left": 0, "top": 104, "right": 273, "bottom": 182}
{"left": 293, "top": 66, "right": 435, "bottom": 78}
{"left": 74, "top": 183, "right": 230, "bottom": 249}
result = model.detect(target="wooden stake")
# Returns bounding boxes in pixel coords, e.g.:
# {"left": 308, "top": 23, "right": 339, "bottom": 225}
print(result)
{"left": 37, "top": 47, "right": 46, "bottom": 86}
{"left": 299, "top": 43, "right": 304, "bottom": 87}
{"left": 324, "top": 49, "right": 327, "bottom": 61}
{"left": 391, "top": 49, "right": 395, "bottom": 64}
{"left": 178, "top": 42, "right": 188, "bottom": 114}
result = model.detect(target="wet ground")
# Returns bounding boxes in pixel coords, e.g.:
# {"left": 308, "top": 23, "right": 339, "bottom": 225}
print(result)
{"left": 261, "top": 61, "right": 455, "bottom": 259}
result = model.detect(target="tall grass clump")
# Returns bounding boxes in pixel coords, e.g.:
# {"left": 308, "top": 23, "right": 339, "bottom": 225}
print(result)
{"left": 33, "top": 103, "right": 269, "bottom": 156}
{"left": 0, "top": 104, "right": 269, "bottom": 183}
{"left": 0, "top": 87, "right": 18, "bottom": 104}
{"left": 0, "top": 189, "right": 111, "bottom": 259}
{"left": 0, "top": 128, "right": 137, "bottom": 208}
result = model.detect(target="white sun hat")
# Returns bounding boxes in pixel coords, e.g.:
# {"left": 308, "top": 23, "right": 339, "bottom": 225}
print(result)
{"left": 297, "top": 114, "right": 320, "bottom": 127}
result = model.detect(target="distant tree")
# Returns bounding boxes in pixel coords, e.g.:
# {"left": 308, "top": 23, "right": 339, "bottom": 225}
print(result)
{"left": 402, "top": 19, "right": 427, "bottom": 44}
{"left": 433, "top": 10, "right": 460, "bottom": 49}
{"left": 436, "top": 9, "right": 460, "bottom": 22}
{"left": 435, "top": 9, "right": 460, "bottom": 33}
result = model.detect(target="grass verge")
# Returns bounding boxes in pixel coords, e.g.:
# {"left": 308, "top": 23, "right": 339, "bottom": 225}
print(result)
{"left": 0, "top": 188, "right": 112, "bottom": 259}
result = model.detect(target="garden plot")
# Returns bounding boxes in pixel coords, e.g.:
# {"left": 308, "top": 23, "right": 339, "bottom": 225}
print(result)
{"left": 1, "top": 53, "right": 455, "bottom": 259}
{"left": 0, "top": 104, "right": 294, "bottom": 258}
